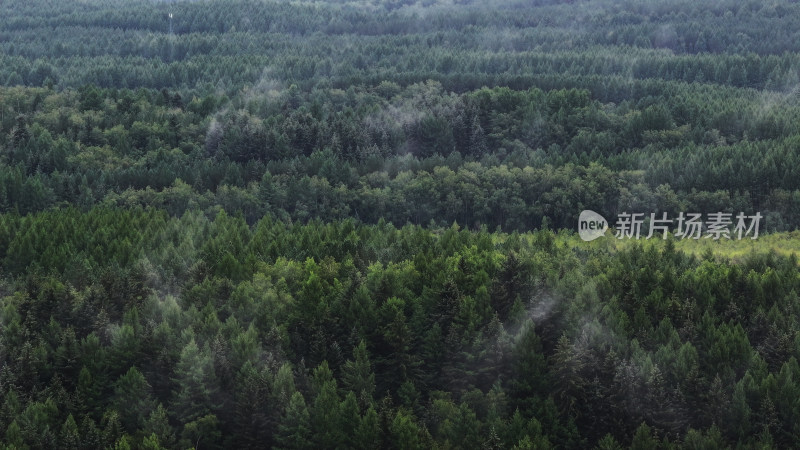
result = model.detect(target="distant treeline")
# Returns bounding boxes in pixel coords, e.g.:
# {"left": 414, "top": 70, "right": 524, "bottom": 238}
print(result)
{"left": 1, "top": 83, "right": 799, "bottom": 230}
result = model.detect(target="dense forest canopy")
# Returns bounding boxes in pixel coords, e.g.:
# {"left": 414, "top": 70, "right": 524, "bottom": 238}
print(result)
{"left": 1, "top": 0, "right": 800, "bottom": 449}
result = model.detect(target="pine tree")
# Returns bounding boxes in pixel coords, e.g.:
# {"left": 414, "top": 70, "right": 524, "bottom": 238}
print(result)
{"left": 338, "top": 392, "right": 362, "bottom": 448}
{"left": 276, "top": 392, "right": 312, "bottom": 450}
{"left": 101, "top": 410, "right": 125, "bottom": 449}
{"left": 10, "top": 115, "right": 29, "bottom": 148}
{"left": 595, "top": 433, "right": 622, "bottom": 450}
{"left": 112, "top": 366, "right": 155, "bottom": 433}
{"left": 5, "top": 420, "right": 25, "bottom": 449}
{"left": 342, "top": 339, "right": 376, "bottom": 408}
{"left": 80, "top": 416, "right": 103, "bottom": 450}
{"left": 171, "top": 339, "right": 219, "bottom": 425}
{"left": 59, "top": 414, "right": 81, "bottom": 450}
{"left": 231, "top": 361, "right": 272, "bottom": 448}
{"left": 76, "top": 366, "right": 100, "bottom": 416}
{"left": 511, "top": 322, "right": 549, "bottom": 413}
{"left": 140, "top": 433, "right": 166, "bottom": 450}
{"left": 468, "top": 115, "right": 487, "bottom": 156}
{"left": 143, "top": 404, "right": 176, "bottom": 450}
{"left": 630, "top": 422, "right": 658, "bottom": 450}
{"left": 180, "top": 414, "right": 222, "bottom": 450}
{"left": 354, "top": 406, "right": 380, "bottom": 450}
{"left": 389, "top": 410, "right": 421, "bottom": 450}
{"left": 272, "top": 362, "right": 297, "bottom": 411}
{"left": 311, "top": 378, "right": 341, "bottom": 448}
{"left": 483, "top": 426, "right": 502, "bottom": 450}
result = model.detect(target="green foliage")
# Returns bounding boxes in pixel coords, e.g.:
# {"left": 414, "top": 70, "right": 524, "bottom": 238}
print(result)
{"left": 1, "top": 0, "right": 799, "bottom": 448}
{"left": 342, "top": 340, "right": 377, "bottom": 408}
{"left": 112, "top": 366, "right": 155, "bottom": 433}
{"left": 179, "top": 414, "right": 222, "bottom": 450}
{"left": 389, "top": 410, "right": 421, "bottom": 450}
{"left": 0, "top": 205, "right": 798, "bottom": 447}
{"left": 276, "top": 392, "right": 312, "bottom": 450}
{"left": 171, "top": 339, "right": 219, "bottom": 425}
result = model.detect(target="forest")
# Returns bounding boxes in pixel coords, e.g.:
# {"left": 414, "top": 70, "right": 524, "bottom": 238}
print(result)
{"left": 2, "top": 0, "right": 800, "bottom": 448}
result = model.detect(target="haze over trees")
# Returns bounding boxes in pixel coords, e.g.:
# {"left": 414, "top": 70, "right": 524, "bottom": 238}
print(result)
{"left": 1, "top": 0, "right": 800, "bottom": 448}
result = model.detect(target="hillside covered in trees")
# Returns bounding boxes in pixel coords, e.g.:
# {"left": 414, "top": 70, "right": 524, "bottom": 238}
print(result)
{"left": 2, "top": 0, "right": 800, "bottom": 448}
